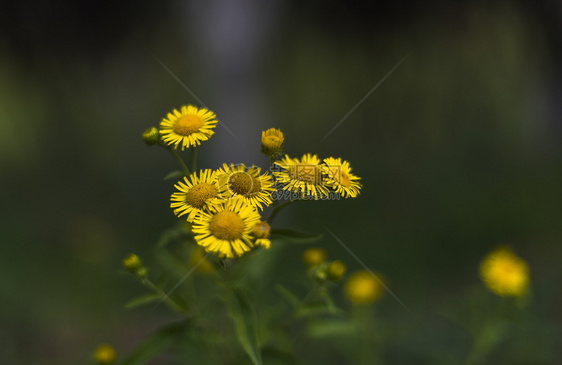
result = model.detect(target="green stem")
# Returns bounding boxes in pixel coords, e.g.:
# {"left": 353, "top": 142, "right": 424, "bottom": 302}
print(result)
{"left": 161, "top": 144, "right": 190, "bottom": 176}
{"left": 190, "top": 146, "right": 197, "bottom": 173}
{"left": 267, "top": 200, "right": 293, "bottom": 223}
{"left": 144, "top": 278, "right": 188, "bottom": 314}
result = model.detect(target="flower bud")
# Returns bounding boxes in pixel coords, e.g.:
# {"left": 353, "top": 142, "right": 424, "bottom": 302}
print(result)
{"left": 302, "top": 248, "right": 326, "bottom": 267}
{"left": 344, "top": 270, "right": 383, "bottom": 305}
{"left": 142, "top": 127, "right": 160, "bottom": 145}
{"left": 260, "top": 128, "right": 284, "bottom": 157}
{"left": 94, "top": 344, "right": 116, "bottom": 365}
{"left": 122, "top": 254, "right": 142, "bottom": 272}
{"left": 326, "top": 260, "right": 346, "bottom": 281}
{"left": 252, "top": 221, "right": 271, "bottom": 239}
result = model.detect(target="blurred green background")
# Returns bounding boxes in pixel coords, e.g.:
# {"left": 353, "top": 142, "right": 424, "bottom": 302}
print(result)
{"left": 1, "top": 0, "right": 561, "bottom": 363}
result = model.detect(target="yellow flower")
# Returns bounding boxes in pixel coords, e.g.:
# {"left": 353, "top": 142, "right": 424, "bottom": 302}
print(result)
{"left": 216, "top": 163, "right": 275, "bottom": 211}
{"left": 94, "top": 344, "right": 116, "bottom": 365}
{"left": 344, "top": 270, "right": 383, "bottom": 305}
{"left": 302, "top": 247, "right": 327, "bottom": 267}
{"left": 323, "top": 157, "right": 362, "bottom": 198}
{"left": 480, "top": 246, "right": 529, "bottom": 297}
{"left": 170, "top": 169, "right": 224, "bottom": 223}
{"left": 192, "top": 198, "right": 261, "bottom": 258}
{"left": 159, "top": 105, "right": 218, "bottom": 150}
{"left": 274, "top": 154, "right": 329, "bottom": 200}
{"left": 327, "top": 260, "right": 346, "bottom": 281}
{"left": 261, "top": 128, "right": 284, "bottom": 157}
{"left": 252, "top": 221, "right": 271, "bottom": 249}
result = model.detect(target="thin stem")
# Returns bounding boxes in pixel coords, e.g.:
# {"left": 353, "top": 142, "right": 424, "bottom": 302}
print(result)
{"left": 144, "top": 278, "right": 188, "bottom": 314}
{"left": 190, "top": 146, "right": 197, "bottom": 173}
{"left": 161, "top": 143, "right": 190, "bottom": 176}
{"left": 267, "top": 200, "right": 293, "bottom": 223}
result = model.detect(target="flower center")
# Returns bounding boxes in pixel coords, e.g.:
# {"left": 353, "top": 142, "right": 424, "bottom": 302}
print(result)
{"left": 228, "top": 172, "right": 253, "bottom": 195}
{"left": 264, "top": 136, "right": 281, "bottom": 148}
{"left": 289, "top": 163, "right": 321, "bottom": 184}
{"left": 173, "top": 114, "right": 204, "bottom": 136}
{"left": 185, "top": 183, "right": 217, "bottom": 208}
{"left": 209, "top": 211, "right": 245, "bottom": 240}
{"left": 228, "top": 172, "right": 262, "bottom": 196}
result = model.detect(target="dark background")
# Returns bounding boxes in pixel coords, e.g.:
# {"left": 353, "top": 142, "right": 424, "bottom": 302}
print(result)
{"left": 1, "top": 0, "right": 561, "bottom": 363}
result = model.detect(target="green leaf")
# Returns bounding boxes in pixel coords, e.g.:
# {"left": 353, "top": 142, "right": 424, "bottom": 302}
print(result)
{"left": 225, "top": 287, "right": 263, "bottom": 365}
{"left": 125, "top": 293, "right": 161, "bottom": 309}
{"left": 307, "top": 320, "right": 356, "bottom": 338}
{"left": 120, "top": 320, "right": 190, "bottom": 365}
{"left": 270, "top": 228, "right": 322, "bottom": 243}
{"left": 275, "top": 285, "right": 301, "bottom": 308}
{"left": 296, "top": 301, "right": 345, "bottom": 318}
{"left": 157, "top": 224, "right": 193, "bottom": 248}
{"left": 164, "top": 170, "right": 187, "bottom": 181}
{"left": 262, "top": 347, "right": 305, "bottom": 365}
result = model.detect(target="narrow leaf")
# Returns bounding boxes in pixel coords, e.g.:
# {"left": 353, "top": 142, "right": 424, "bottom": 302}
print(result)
{"left": 275, "top": 285, "right": 301, "bottom": 308}
{"left": 225, "top": 287, "right": 263, "bottom": 365}
{"left": 270, "top": 228, "right": 322, "bottom": 242}
{"left": 164, "top": 170, "right": 187, "bottom": 181}
{"left": 120, "top": 320, "right": 190, "bottom": 365}
{"left": 125, "top": 293, "right": 161, "bottom": 309}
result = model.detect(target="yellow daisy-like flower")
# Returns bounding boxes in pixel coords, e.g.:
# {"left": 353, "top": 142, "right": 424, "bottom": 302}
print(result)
{"left": 252, "top": 221, "right": 271, "bottom": 249}
{"left": 94, "top": 344, "right": 116, "bottom": 365}
{"left": 261, "top": 128, "right": 284, "bottom": 157}
{"left": 216, "top": 163, "right": 275, "bottom": 211}
{"left": 323, "top": 157, "right": 362, "bottom": 198}
{"left": 344, "top": 270, "right": 384, "bottom": 305}
{"left": 192, "top": 198, "right": 261, "bottom": 258}
{"left": 480, "top": 246, "right": 529, "bottom": 297}
{"left": 273, "top": 154, "right": 329, "bottom": 200}
{"left": 170, "top": 169, "right": 224, "bottom": 223}
{"left": 159, "top": 105, "right": 218, "bottom": 150}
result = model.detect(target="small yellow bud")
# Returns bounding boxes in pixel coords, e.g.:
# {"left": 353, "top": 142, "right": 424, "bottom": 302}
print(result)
{"left": 142, "top": 127, "right": 160, "bottom": 145}
{"left": 344, "top": 270, "right": 383, "bottom": 305}
{"left": 135, "top": 267, "right": 148, "bottom": 279}
{"left": 314, "top": 269, "right": 327, "bottom": 281}
{"left": 327, "top": 260, "right": 346, "bottom": 281}
{"left": 260, "top": 128, "right": 284, "bottom": 157}
{"left": 94, "top": 344, "right": 116, "bottom": 365}
{"left": 252, "top": 221, "right": 271, "bottom": 239}
{"left": 123, "top": 254, "right": 142, "bottom": 272}
{"left": 302, "top": 248, "right": 326, "bottom": 267}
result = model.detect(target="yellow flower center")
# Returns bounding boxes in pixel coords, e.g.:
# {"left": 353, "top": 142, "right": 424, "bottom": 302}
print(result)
{"left": 173, "top": 114, "right": 204, "bottom": 136}
{"left": 289, "top": 163, "right": 321, "bottom": 184}
{"left": 209, "top": 211, "right": 245, "bottom": 240}
{"left": 228, "top": 171, "right": 262, "bottom": 196}
{"left": 185, "top": 183, "right": 217, "bottom": 208}
{"left": 263, "top": 136, "right": 282, "bottom": 148}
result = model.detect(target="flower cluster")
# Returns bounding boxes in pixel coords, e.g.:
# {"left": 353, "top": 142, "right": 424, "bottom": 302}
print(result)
{"left": 145, "top": 104, "right": 362, "bottom": 259}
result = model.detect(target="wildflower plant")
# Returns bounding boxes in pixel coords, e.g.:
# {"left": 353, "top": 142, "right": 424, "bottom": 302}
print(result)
{"left": 96, "top": 103, "right": 373, "bottom": 364}
{"left": 89, "top": 103, "right": 549, "bottom": 364}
